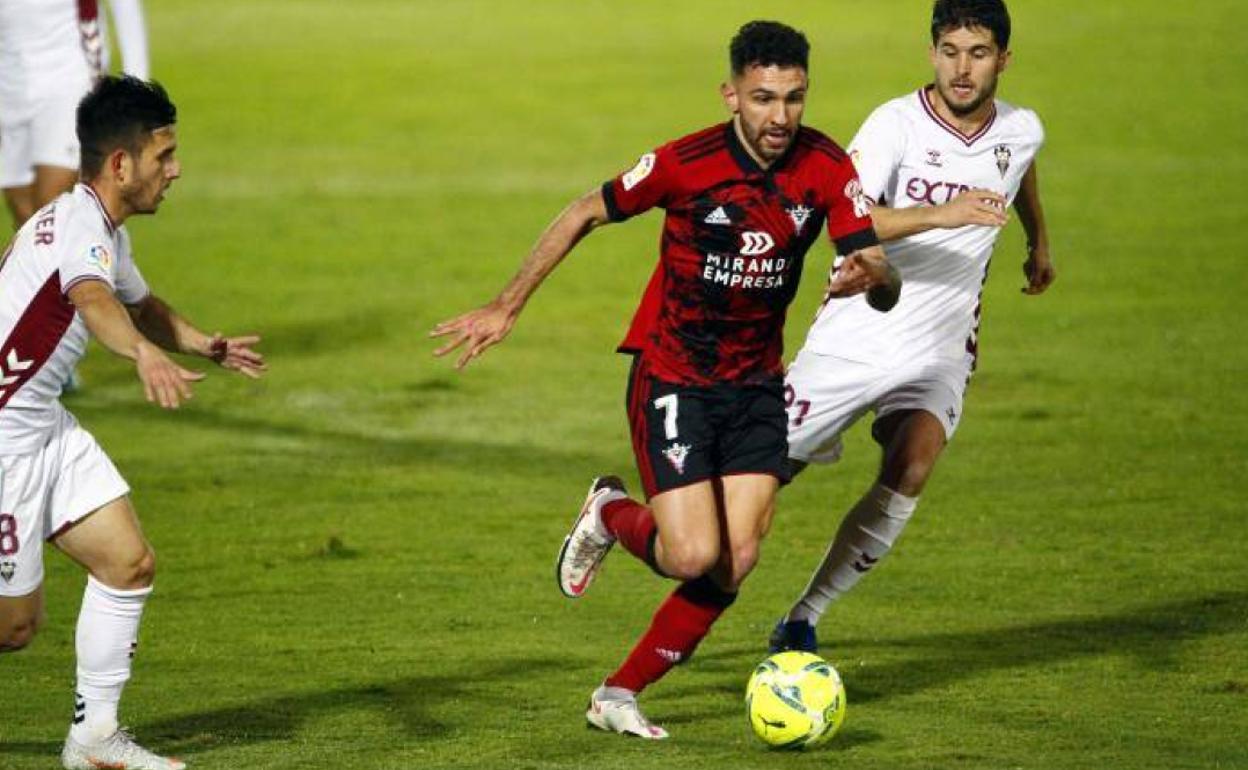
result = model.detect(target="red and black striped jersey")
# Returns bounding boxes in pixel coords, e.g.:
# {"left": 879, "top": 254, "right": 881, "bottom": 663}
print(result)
{"left": 603, "top": 121, "right": 877, "bottom": 386}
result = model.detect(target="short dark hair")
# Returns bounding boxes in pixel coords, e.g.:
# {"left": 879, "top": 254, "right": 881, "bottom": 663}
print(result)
{"left": 931, "top": 0, "right": 1011, "bottom": 49}
{"left": 730, "top": 20, "right": 809, "bottom": 76}
{"left": 77, "top": 75, "right": 177, "bottom": 178}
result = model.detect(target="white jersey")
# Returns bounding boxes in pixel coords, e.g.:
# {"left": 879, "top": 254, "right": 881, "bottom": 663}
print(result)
{"left": 0, "top": 0, "right": 149, "bottom": 122}
{"left": 802, "top": 87, "right": 1044, "bottom": 372}
{"left": 0, "top": 184, "right": 149, "bottom": 455}
{"left": 0, "top": 0, "right": 92, "bottom": 122}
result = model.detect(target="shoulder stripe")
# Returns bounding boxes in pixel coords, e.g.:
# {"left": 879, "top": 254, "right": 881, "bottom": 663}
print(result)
{"left": 798, "top": 132, "right": 847, "bottom": 162}
{"left": 672, "top": 125, "right": 726, "bottom": 156}
{"left": 677, "top": 142, "right": 726, "bottom": 165}
{"left": 675, "top": 134, "right": 725, "bottom": 160}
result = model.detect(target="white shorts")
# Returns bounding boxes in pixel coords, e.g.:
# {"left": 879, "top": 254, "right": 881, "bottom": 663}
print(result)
{"left": 0, "top": 410, "right": 129, "bottom": 596}
{"left": 785, "top": 349, "right": 970, "bottom": 465}
{"left": 0, "top": 86, "right": 85, "bottom": 188}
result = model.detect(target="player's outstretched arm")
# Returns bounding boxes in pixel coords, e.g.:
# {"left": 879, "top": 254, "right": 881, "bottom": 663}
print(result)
{"left": 826, "top": 244, "right": 902, "bottom": 312}
{"left": 431, "top": 187, "right": 613, "bottom": 369}
{"left": 1014, "top": 162, "right": 1055, "bottom": 295}
{"left": 68, "top": 280, "right": 204, "bottom": 408}
{"left": 869, "top": 188, "right": 1008, "bottom": 242}
{"left": 127, "top": 293, "right": 267, "bottom": 378}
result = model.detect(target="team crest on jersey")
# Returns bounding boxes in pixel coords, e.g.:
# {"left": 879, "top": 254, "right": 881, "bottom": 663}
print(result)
{"left": 786, "top": 204, "right": 813, "bottom": 234}
{"left": 0, "top": 561, "right": 15, "bottom": 584}
{"left": 662, "top": 443, "right": 691, "bottom": 475}
{"left": 994, "top": 144, "right": 1012, "bottom": 178}
{"left": 86, "top": 243, "right": 112, "bottom": 272}
{"left": 622, "top": 152, "right": 656, "bottom": 191}
{"left": 844, "top": 178, "right": 871, "bottom": 219}
{"left": 925, "top": 148, "right": 943, "bottom": 167}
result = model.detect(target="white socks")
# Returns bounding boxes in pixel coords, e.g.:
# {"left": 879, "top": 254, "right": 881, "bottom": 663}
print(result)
{"left": 788, "top": 483, "right": 917, "bottom": 626}
{"left": 71, "top": 575, "right": 151, "bottom": 742}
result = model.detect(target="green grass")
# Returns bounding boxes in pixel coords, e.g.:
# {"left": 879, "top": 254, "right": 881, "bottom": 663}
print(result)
{"left": 4, "top": 1, "right": 1247, "bottom": 768}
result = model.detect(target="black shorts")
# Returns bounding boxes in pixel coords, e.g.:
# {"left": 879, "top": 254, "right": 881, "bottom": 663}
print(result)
{"left": 625, "top": 356, "right": 791, "bottom": 500}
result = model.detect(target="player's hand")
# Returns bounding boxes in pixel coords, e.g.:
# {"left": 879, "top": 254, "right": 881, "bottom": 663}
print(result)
{"left": 207, "top": 333, "right": 267, "bottom": 378}
{"left": 936, "top": 188, "right": 1008, "bottom": 228}
{"left": 135, "top": 341, "right": 204, "bottom": 409}
{"left": 826, "top": 249, "right": 899, "bottom": 306}
{"left": 1022, "top": 245, "right": 1056, "bottom": 295}
{"left": 430, "top": 301, "right": 518, "bottom": 370}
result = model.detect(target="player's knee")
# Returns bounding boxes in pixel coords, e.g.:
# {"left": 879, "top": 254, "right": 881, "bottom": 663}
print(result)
{"left": 662, "top": 540, "right": 719, "bottom": 581}
{"left": 882, "top": 449, "right": 938, "bottom": 497}
{"left": 101, "top": 546, "right": 156, "bottom": 590}
{"left": 0, "top": 612, "right": 41, "bottom": 652}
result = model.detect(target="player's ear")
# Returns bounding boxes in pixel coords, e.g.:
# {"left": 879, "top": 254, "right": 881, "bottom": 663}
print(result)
{"left": 721, "top": 80, "right": 739, "bottom": 114}
{"left": 110, "top": 149, "right": 132, "bottom": 185}
{"left": 997, "top": 49, "right": 1011, "bottom": 75}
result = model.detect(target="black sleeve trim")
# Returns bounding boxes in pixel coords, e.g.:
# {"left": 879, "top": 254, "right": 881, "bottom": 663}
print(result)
{"left": 601, "top": 181, "right": 630, "bottom": 223}
{"left": 833, "top": 226, "right": 880, "bottom": 255}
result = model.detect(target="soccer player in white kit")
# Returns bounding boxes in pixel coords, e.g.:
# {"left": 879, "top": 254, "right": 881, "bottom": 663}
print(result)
{"left": 0, "top": 76, "right": 265, "bottom": 770}
{"left": 0, "top": 0, "right": 150, "bottom": 227}
{"left": 770, "top": 0, "right": 1056, "bottom": 652}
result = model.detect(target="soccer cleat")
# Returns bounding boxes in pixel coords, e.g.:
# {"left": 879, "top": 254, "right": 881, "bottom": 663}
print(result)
{"left": 62, "top": 727, "right": 185, "bottom": 770}
{"left": 586, "top": 689, "right": 669, "bottom": 740}
{"left": 768, "top": 618, "right": 819, "bottom": 654}
{"left": 556, "top": 476, "right": 627, "bottom": 598}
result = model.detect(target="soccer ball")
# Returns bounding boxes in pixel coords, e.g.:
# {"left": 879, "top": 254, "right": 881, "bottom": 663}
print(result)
{"left": 745, "top": 651, "right": 847, "bottom": 749}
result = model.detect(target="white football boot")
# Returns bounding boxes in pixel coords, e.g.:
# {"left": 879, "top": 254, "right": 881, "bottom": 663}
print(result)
{"left": 586, "top": 687, "right": 669, "bottom": 740}
{"left": 556, "top": 476, "right": 627, "bottom": 598}
{"left": 62, "top": 728, "right": 186, "bottom": 770}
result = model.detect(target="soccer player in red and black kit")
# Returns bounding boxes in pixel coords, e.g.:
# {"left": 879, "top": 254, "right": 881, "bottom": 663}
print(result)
{"left": 432, "top": 21, "right": 901, "bottom": 739}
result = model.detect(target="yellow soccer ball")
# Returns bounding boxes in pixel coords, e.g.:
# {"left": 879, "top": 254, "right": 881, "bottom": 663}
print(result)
{"left": 745, "top": 651, "right": 847, "bottom": 749}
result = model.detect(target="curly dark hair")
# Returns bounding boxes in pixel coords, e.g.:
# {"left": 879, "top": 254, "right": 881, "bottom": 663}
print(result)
{"left": 931, "top": 0, "right": 1011, "bottom": 49}
{"left": 77, "top": 75, "right": 177, "bottom": 179}
{"left": 730, "top": 20, "right": 809, "bottom": 75}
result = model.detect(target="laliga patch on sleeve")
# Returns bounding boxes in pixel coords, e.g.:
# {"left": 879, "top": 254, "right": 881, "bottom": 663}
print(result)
{"left": 621, "top": 153, "right": 656, "bottom": 191}
{"left": 86, "top": 243, "right": 113, "bottom": 272}
{"left": 844, "top": 178, "right": 871, "bottom": 219}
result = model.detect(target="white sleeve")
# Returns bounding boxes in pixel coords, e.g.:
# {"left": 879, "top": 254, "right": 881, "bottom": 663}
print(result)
{"left": 846, "top": 104, "right": 905, "bottom": 205}
{"left": 59, "top": 224, "right": 119, "bottom": 296}
{"left": 113, "top": 227, "right": 150, "bottom": 305}
{"left": 106, "top": 0, "right": 150, "bottom": 79}
{"left": 1027, "top": 109, "right": 1046, "bottom": 150}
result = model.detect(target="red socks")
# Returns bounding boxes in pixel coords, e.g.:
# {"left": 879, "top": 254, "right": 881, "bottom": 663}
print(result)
{"left": 601, "top": 497, "right": 657, "bottom": 566}
{"left": 604, "top": 576, "right": 737, "bottom": 694}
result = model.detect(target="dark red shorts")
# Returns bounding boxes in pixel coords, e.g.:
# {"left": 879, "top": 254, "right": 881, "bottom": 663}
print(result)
{"left": 625, "top": 356, "right": 790, "bottom": 500}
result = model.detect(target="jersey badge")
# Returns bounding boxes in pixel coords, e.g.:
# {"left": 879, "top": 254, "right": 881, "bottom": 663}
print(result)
{"left": 786, "top": 204, "right": 813, "bottom": 234}
{"left": 0, "top": 560, "right": 15, "bottom": 583}
{"left": 994, "top": 144, "right": 1012, "bottom": 178}
{"left": 662, "top": 442, "right": 691, "bottom": 475}
{"left": 704, "top": 206, "right": 732, "bottom": 225}
{"left": 925, "top": 148, "right": 943, "bottom": 167}
{"left": 844, "top": 179, "right": 872, "bottom": 219}
{"left": 87, "top": 243, "right": 113, "bottom": 273}
{"left": 622, "top": 153, "right": 656, "bottom": 191}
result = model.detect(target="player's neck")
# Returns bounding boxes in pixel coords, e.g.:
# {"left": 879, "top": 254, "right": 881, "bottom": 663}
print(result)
{"left": 926, "top": 85, "right": 994, "bottom": 137}
{"left": 85, "top": 179, "right": 132, "bottom": 226}
{"left": 731, "top": 116, "right": 774, "bottom": 170}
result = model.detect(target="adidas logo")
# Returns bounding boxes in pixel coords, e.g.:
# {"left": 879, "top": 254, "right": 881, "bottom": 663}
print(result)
{"left": 655, "top": 647, "right": 684, "bottom": 663}
{"left": 703, "top": 206, "right": 731, "bottom": 225}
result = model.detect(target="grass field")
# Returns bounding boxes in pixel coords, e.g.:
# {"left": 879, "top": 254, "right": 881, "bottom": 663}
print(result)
{"left": 4, "top": 1, "right": 1247, "bottom": 768}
